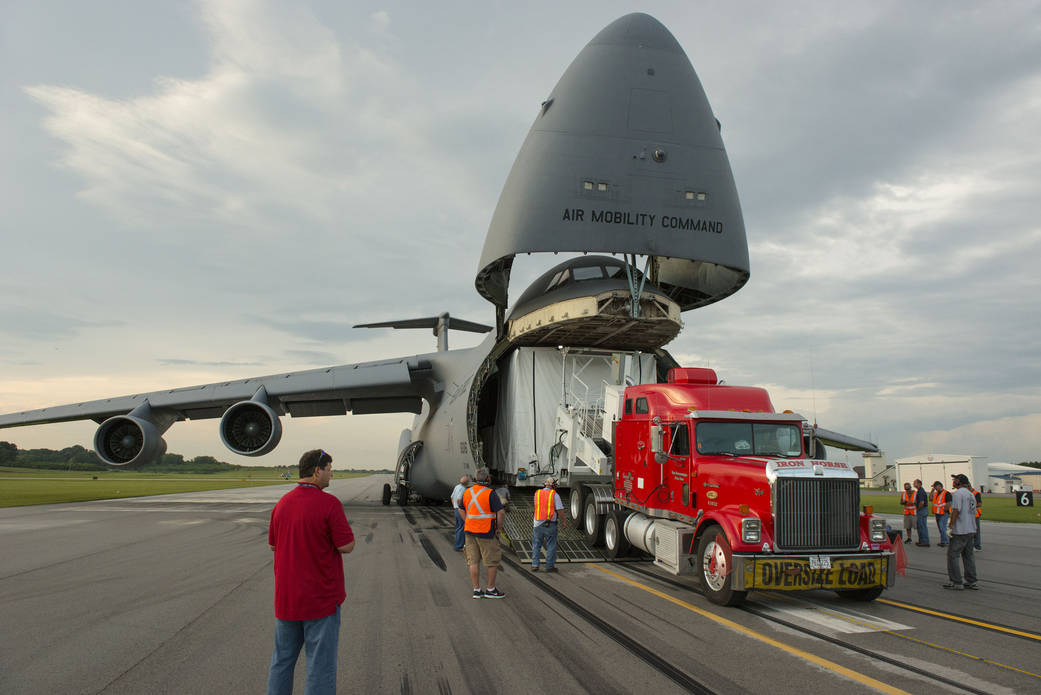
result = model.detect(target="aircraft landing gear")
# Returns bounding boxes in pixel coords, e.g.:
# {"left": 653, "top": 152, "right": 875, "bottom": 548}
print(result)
{"left": 381, "top": 483, "right": 392, "bottom": 506}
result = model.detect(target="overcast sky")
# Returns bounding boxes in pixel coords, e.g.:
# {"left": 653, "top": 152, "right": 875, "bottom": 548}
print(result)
{"left": 2, "top": 0, "right": 1040, "bottom": 469}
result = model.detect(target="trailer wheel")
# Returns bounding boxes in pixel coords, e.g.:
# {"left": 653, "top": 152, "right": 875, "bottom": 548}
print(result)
{"left": 697, "top": 529, "right": 747, "bottom": 606}
{"left": 604, "top": 511, "right": 630, "bottom": 559}
{"left": 835, "top": 587, "right": 884, "bottom": 602}
{"left": 583, "top": 495, "right": 605, "bottom": 546}
{"left": 397, "top": 483, "right": 408, "bottom": 507}
{"left": 570, "top": 487, "right": 586, "bottom": 526}
{"left": 381, "top": 483, "right": 392, "bottom": 506}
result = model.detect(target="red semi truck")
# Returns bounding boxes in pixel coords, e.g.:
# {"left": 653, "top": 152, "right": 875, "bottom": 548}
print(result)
{"left": 567, "top": 367, "right": 894, "bottom": 606}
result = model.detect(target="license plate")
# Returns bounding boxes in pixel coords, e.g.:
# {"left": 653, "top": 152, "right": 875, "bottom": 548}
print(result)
{"left": 810, "top": 555, "right": 831, "bottom": 570}
{"left": 749, "top": 557, "right": 884, "bottom": 590}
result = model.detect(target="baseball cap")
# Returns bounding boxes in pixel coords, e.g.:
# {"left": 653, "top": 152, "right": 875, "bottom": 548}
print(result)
{"left": 951, "top": 473, "right": 970, "bottom": 485}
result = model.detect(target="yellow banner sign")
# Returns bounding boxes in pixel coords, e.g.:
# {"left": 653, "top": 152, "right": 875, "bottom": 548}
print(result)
{"left": 746, "top": 557, "right": 886, "bottom": 591}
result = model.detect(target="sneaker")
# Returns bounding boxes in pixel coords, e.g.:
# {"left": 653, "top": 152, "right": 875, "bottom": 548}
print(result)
{"left": 938, "top": 543, "right": 948, "bottom": 547}
{"left": 530, "top": 565, "right": 539, "bottom": 572}
{"left": 483, "top": 587, "right": 506, "bottom": 599}
{"left": 472, "top": 589, "right": 483, "bottom": 599}
{"left": 544, "top": 567, "right": 558, "bottom": 573}
{"left": 916, "top": 542, "right": 930, "bottom": 547}
{"left": 904, "top": 538, "right": 912, "bottom": 543}
{"left": 942, "top": 582, "right": 963, "bottom": 590}
{"left": 964, "top": 584, "right": 979, "bottom": 590}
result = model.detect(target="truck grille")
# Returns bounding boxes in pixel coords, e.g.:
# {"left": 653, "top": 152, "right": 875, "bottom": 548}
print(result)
{"left": 773, "top": 478, "right": 860, "bottom": 551}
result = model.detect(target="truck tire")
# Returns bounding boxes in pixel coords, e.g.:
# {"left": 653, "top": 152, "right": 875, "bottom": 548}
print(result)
{"left": 570, "top": 487, "right": 586, "bottom": 526}
{"left": 697, "top": 528, "right": 747, "bottom": 606}
{"left": 604, "top": 511, "right": 630, "bottom": 559}
{"left": 583, "top": 495, "right": 605, "bottom": 546}
{"left": 835, "top": 587, "right": 884, "bottom": 602}
{"left": 381, "top": 483, "right": 392, "bottom": 506}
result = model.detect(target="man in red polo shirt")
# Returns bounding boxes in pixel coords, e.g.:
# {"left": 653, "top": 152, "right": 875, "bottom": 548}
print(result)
{"left": 267, "top": 449, "right": 355, "bottom": 695}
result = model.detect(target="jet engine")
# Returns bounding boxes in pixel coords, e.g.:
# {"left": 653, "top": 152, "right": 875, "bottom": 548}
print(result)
{"left": 94, "top": 414, "right": 168, "bottom": 467}
{"left": 219, "top": 396, "right": 282, "bottom": 456}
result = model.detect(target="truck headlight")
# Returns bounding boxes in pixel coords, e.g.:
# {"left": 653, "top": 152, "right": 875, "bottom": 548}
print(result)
{"left": 870, "top": 518, "right": 886, "bottom": 543}
{"left": 742, "top": 518, "right": 761, "bottom": 544}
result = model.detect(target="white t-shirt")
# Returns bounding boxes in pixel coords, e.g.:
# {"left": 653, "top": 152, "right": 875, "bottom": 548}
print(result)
{"left": 950, "top": 487, "right": 977, "bottom": 535}
{"left": 451, "top": 483, "right": 466, "bottom": 511}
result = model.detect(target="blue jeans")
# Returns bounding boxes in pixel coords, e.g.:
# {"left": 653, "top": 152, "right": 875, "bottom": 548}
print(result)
{"left": 934, "top": 513, "right": 949, "bottom": 544}
{"left": 267, "top": 606, "right": 340, "bottom": 695}
{"left": 974, "top": 517, "right": 982, "bottom": 549}
{"left": 947, "top": 534, "right": 977, "bottom": 586}
{"left": 531, "top": 522, "right": 559, "bottom": 569}
{"left": 454, "top": 510, "right": 465, "bottom": 550}
{"left": 915, "top": 510, "right": 930, "bottom": 543}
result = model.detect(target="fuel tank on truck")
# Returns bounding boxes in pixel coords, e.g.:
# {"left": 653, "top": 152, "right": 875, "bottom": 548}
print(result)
{"left": 475, "top": 12, "right": 749, "bottom": 310}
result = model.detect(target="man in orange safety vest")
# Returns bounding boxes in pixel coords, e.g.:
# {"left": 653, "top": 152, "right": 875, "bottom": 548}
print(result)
{"left": 899, "top": 482, "right": 916, "bottom": 543}
{"left": 531, "top": 477, "right": 566, "bottom": 572}
{"left": 459, "top": 467, "right": 507, "bottom": 599}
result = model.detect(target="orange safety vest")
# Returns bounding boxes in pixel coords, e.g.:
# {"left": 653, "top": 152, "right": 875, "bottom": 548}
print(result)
{"left": 534, "top": 488, "right": 559, "bottom": 522}
{"left": 975, "top": 492, "right": 982, "bottom": 518}
{"left": 463, "top": 484, "right": 496, "bottom": 534}
{"left": 931, "top": 490, "right": 950, "bottom": 515}
{"left": 900, "top": 491, "right": 916, "bottom": 515}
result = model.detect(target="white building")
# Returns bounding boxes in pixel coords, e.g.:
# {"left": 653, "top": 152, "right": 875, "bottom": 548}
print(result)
{"left": 894, "top": 454, "right": 989, "bottom": 491}
{"left": 987, "top": 462, "right": 1041, "bottom": 492}
{"left": 860, "top": 451, "right": 895, "bottom": 489}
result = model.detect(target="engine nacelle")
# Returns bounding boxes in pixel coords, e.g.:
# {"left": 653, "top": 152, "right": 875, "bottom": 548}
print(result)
{"left": 220, "top": 400, "right": 282, "bottom": 456}
{"left": 94, "top": 415, "right": 167, "bottom": 467}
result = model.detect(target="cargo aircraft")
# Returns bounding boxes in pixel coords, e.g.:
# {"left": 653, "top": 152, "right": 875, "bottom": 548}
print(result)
{"left": 0, "top": 14, "right": 876, "bottom": 504}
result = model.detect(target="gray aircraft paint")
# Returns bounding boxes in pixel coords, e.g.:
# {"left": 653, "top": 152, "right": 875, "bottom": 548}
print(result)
{"left": 476, "top": 13, "right": 749, "bottom": 311}
{"left": 0, "top": 14, "right": 872, "bottom": 501}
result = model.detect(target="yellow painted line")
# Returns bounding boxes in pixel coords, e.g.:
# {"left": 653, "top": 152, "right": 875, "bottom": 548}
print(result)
{"left": 590, "top": 564, "right": 909, "bottom": 695}
{"left": 878, "top": 598, "right": 1041, "bottom": 642}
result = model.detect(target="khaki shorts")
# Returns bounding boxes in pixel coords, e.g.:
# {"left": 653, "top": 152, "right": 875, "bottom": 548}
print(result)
{"left": 464, "top": 534, "right": 501, "bottom": 567}
{"left": 903, "top": 515, "right": 914, "bottom": 531}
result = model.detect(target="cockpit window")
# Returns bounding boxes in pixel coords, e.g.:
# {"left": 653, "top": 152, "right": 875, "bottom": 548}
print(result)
{"left": 572, "top": 266, "right": 605, "bottom": 281}
{"left": 695, "top": 421, "right": 803, "bottom": 457}
{"left": 546, "top": 269, "right": 570, "bottom": 291}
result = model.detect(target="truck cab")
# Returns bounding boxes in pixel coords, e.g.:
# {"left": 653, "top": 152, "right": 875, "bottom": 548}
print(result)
{"left": 577, "top": 367, "right": 894, "bottom": 606}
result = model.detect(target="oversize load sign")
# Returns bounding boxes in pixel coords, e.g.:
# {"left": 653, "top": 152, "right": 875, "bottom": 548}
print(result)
{"left": 745, "top": 557, "right": 886, "bottom": 590}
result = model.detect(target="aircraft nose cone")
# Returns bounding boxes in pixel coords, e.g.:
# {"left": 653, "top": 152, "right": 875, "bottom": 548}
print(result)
{"left": 245, "top": 422, "right": 260, "bottom": 436}
{"left": 121, "top": 435, "right": 136, "bottom": 448}
{"left": 589, "top": 12, "right": 683, "bottom": 53}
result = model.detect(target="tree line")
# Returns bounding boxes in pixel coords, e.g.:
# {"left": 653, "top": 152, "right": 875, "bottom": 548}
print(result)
{"left": 0, "top": 441, "right": 390, "bottom": 474}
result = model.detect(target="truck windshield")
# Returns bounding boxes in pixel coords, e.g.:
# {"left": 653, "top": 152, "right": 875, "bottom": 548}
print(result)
{"left": 695, "top": 421, "right": 803, "bottom": 457}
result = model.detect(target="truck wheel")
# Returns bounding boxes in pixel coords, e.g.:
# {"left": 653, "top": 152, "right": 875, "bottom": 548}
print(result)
{"left": 397, "top": 483, "right": 408, "bottom": 506}
{"left": 835, "top": 587, "right": 884, "bottom": 602}
{"left": 381, "top": 483, "right": 392, "bottom": 506}
{"left": 583, "top": 495, "right": 605, "bottom": 546}
{"left": 570, "top": 487, "right": 586, "bottom": 525}
{"left": 604, "top": 511, "right": 630, "bottom": 559}
{"left": 697, "top": 529, "right": 747, "bottom": 606}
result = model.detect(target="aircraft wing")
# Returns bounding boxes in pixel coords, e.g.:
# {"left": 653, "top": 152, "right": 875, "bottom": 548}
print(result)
{"left": 0, "top": 356, "right": 437, "bottom": 465}
{"left": 811, "top": 426, "right": 879, "bottom": 453}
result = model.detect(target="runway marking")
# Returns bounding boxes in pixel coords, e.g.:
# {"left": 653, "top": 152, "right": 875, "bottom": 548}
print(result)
{"left": 877, "top": 598, "right": 1041, "bottom": 643}
{"left": 591, "top": 564, "right": 909, "bottom": 695}
{"left": 754, "top": 604, "right": 912, "bottom": 634}
{"left": 760, "top": 593, "right": 1041, "bottom": 682}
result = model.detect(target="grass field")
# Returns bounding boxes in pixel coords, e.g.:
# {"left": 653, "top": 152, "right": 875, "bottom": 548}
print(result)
{"left": 0, "top": 468, "right": 373, "bottom": 507}
{"left": 862, "top": 490, "right": 1041, "bottom": 524}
